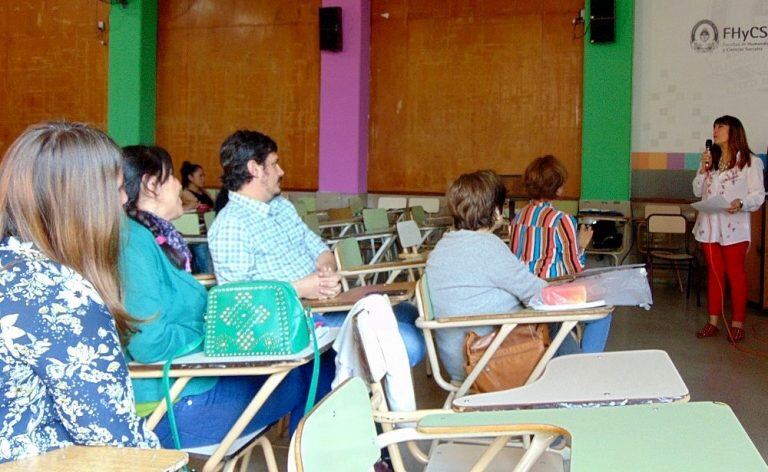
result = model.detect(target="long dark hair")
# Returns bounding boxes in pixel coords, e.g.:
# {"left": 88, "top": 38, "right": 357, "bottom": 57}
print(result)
{"left": 711, "top": 115, "right": 755, "bottom": 171}
{"left": 180, "top": 161, "right": 202, "bottom": 188}
{"left": 122, "top": 145, "right": 187, "bottom": 269}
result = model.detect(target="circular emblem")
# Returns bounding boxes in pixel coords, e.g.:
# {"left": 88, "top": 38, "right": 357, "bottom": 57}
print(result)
{"left": 691, "top": 19, "right": 718, "bottom": 52}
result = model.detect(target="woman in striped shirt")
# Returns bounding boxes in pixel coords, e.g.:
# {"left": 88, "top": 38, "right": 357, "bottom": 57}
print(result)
{"left": 511, "top": 155, "right": 612, "bottom": 353}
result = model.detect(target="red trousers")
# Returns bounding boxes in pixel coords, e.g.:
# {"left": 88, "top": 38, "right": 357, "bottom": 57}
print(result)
{"left": 701, "top": 241, "right": 749, "bottom": 322}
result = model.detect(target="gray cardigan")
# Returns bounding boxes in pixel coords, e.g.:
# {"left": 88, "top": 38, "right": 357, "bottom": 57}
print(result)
{"left": 425, "top": 230, "right": 547, "bottom": 381}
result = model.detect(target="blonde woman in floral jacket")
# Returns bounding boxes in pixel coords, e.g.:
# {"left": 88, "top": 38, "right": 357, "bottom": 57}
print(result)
{"left": 0, "top": 122, "right": 157, "bottom": 463}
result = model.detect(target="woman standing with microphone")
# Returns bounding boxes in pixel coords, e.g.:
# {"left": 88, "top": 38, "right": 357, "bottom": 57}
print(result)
{"left": 693, "top": 115, "right": 765, "bottom": 342}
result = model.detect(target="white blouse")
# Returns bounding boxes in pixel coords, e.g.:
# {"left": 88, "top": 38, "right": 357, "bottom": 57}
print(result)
{"left": 692, "top": 154, "right": 765, "bottom": 245}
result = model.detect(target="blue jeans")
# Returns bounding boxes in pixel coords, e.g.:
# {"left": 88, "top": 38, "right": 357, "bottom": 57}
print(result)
{"left": 552, "top": 314, "right": 613, "bottom": 356}
{"left": 189, "top": 243, "right": 212, "bottom": 274}
{"left": 319, "top": 302, "right": 426, "bottom": 367}
{"left": 153, "top": 354, "right": 335, "bottom": 448}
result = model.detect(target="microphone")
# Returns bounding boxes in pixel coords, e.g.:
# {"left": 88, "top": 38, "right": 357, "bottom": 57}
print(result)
{"left": 705, "top": 139, "right": 712, "bottom": 170}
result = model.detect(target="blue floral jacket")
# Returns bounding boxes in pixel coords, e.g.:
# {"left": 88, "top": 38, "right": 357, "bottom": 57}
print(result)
{"left": 0, "top": 237, "right": 158, "bottom": 463}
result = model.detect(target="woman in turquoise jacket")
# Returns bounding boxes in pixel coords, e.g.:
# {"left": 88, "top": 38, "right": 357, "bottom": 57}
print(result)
{"left": 119, "top": 145, "right": 311, "bottom": 448}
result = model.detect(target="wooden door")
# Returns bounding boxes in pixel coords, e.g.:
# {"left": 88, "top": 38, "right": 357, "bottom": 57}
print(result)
{"left": 369, "top": 0, "right": 584, "bottom": 195}
{"left": 156, "top": 1, "right": 320, "bottom": 190}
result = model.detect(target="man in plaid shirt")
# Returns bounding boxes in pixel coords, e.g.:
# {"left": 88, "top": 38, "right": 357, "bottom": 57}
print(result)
{"left": 208, "top": 129, "right": 341, "bottom": 300}
{"left": 209, "top": 129, "right": 425, "bottom": 366}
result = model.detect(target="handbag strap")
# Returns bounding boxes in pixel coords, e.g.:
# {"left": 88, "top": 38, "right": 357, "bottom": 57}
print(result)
{"left": 303, "top": 308, "right": 320, "bottom": 415}
{"left": 162, "top": 337, "right": 204, "bottom": 451}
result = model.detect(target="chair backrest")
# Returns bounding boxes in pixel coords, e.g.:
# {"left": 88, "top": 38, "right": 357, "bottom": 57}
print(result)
{"left": 363, "top": 208, "right": 390, "bottom": 232}
{"left": 335, "top": 238, "right": 364, "bottom": 269}
{"left": 414, "top": 275, "right": 458, "bottom": 394}
{"left": 293, "top": 201, "right": 308, "bottom": 218}
{"left": 302, "top": 213, "right": 321, "bottom": 235}
{"left": 414, "top": 276, "right": 435, "bottom": 322}
{"left": 644, "top": 204, "right": 681, "bottom": 219}
{"left": 348, "top": 196, "right": 365, "bottom": 216}
{"left": 377, "top": 196, "right": 407, "bottom": 210}
{"left": 171, "top": 213, "right": 201, "bottom": 235}
{"left": 292, "top": 378, "right": 380, "bottom": 471}
{"left": 206, "top": 187, "right": 220, "bottom": 201}
{"left": 647, "top": 214, "right": 687, "bottom": 235}
{"left": 327, "top": 207, "right": 354, "bottom": 220}
{"left": 552, "top": 200, "right": 579, "bottom": 215}
{"left": 203, "top": 211, "right": 216, "bottom": 230}
{"left": 397, "top": 220, "right": 422, "bottom": 250}
{"left": 408, "top": 197, "right": 440, "bottom": 214}
{"left": 409, "top": 205, "right": 427, "bottom": 226}
{"left": 296, "top": 197, "right": 316, "bottom": 212}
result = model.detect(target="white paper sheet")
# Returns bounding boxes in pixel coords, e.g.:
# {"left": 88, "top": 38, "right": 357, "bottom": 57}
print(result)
{"left": 691, "top": 195, "right": 731, "bottom": 214}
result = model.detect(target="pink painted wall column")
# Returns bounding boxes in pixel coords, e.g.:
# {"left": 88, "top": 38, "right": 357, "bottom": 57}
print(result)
{"left": 318, "top": 0, "right": 370, "bottom": 193}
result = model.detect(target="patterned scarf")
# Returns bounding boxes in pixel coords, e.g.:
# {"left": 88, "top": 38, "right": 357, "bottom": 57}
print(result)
{"left": 140, "top": 210, "right": 193, "bottom": 272}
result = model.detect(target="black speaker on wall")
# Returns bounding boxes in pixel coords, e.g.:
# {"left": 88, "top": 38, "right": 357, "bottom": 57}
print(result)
{"left": 590, "top": 0, "right": 615, "bottom": 44}
{"left": 320, "top": 7, "right": 343, "bottom": 52}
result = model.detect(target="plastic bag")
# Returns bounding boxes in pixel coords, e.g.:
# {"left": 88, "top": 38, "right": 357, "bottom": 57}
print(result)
{"left": 530, "top": 264, "right": 653, "bottom": 310}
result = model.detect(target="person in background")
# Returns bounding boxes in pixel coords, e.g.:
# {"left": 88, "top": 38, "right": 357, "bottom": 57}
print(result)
{"left": 180, "top": 161, "right": 214, "bottom": 211}
{"left": 693, "top": 115, "right": 765, "bottom": 342}
{"left": 119, "top": 145, "right": 315, "bottom": 447}
{"left": 179, "top": 160, "right": 214, "bottom": 273}
{"left": 511, "top": 155, "right": 611, "bottom": 353}
{"left": 0, "top": 122, "right": 158, "bottom": 463}
{"left": 425, "top": 170, "right": 549, "bottom": 382}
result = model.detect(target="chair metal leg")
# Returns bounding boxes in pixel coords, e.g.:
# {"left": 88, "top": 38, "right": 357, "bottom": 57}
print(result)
{"left": 237, "top": 447, "right": 253, "bottom": 472}
{"left": 468, "top": 435, "right": 511, "bottom": 472}
{"left": 647, "top": 256, "right": 654, "bottom": 297}
{"left": 203, "top": 371, "right": 289, "bottom": 472}
{"left": 673, "top": 265, "right": 684, "bottom": 293}
{"left": 276, "top": 415, "right": 289, "bottom": 438}
{"left": 512, "top": 433, "right": 559, "bottom": 472}
{"left": 257, "top": 436, "right": 279, "bottom": 472}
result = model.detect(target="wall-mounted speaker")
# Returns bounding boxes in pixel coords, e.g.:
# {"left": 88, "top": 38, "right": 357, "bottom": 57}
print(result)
{"left": 320, "top": 7, "right": 343, "bottom": 52}
{"left": 590, "top": 0, "right": 615, "bottom": 44}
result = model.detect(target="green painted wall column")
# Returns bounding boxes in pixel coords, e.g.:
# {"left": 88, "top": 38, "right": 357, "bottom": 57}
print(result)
{"left": 581, "top": 0, "right": 634, "bottom": 200}
{"left": 107, "top": 0, "right": 157, "bottom": 146}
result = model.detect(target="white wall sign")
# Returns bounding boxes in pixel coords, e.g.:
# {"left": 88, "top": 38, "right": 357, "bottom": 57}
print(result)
{"left": 633, "top": 0, "right": 768, "bottom": 155}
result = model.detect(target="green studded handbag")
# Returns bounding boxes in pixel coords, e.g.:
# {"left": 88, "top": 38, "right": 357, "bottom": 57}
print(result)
{"left": 204, "top": 280, "right": 312, "bottom": 356}
{"left": 162, "top": 280, "right": 320, "bottom": 451}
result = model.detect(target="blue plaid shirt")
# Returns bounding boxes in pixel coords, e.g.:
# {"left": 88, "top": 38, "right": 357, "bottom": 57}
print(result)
{"left": 208, "top": 192, "right": 329, "bottom": 284}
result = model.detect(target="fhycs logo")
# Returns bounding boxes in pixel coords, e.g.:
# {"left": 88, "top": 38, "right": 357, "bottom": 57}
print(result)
{"left": 691, "top": 19, "right": 719, "bottom": 52}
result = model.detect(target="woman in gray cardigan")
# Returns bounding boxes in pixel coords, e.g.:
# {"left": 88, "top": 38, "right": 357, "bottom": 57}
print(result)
{"left": 425, "top": 170, "right": 576, "bottom": 382}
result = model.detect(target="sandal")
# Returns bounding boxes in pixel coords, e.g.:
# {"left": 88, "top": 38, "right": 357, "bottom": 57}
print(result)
{"left": 696, "top": 323, "right": 719, "bottom": 338}
{"left": 728, "top": 327, "right": 746, "bottom": 343}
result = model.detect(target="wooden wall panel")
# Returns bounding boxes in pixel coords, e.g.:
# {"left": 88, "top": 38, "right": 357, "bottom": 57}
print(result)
{"left": 157, "top": 0, "right": 320, "bottom": 191}
{"left": 0, "top": 1, "right": 109, "bottom": 157}
{"left": 369, "top": 0, "right": 584, "bottom": 196}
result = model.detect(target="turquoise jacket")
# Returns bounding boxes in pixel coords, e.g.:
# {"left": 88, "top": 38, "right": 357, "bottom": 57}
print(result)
{"left": 120, "top": 218, "right": 216, "bottom": 403}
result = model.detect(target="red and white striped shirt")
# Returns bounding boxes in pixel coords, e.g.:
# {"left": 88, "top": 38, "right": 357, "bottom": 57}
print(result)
{"left": 510, "top": 201, "right": 585, "bottom": 279}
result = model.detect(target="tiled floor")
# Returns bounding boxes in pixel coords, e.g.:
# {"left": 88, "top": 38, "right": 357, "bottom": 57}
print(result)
{"left": 243, "top": 284, "right": 768, "bottom": 471}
